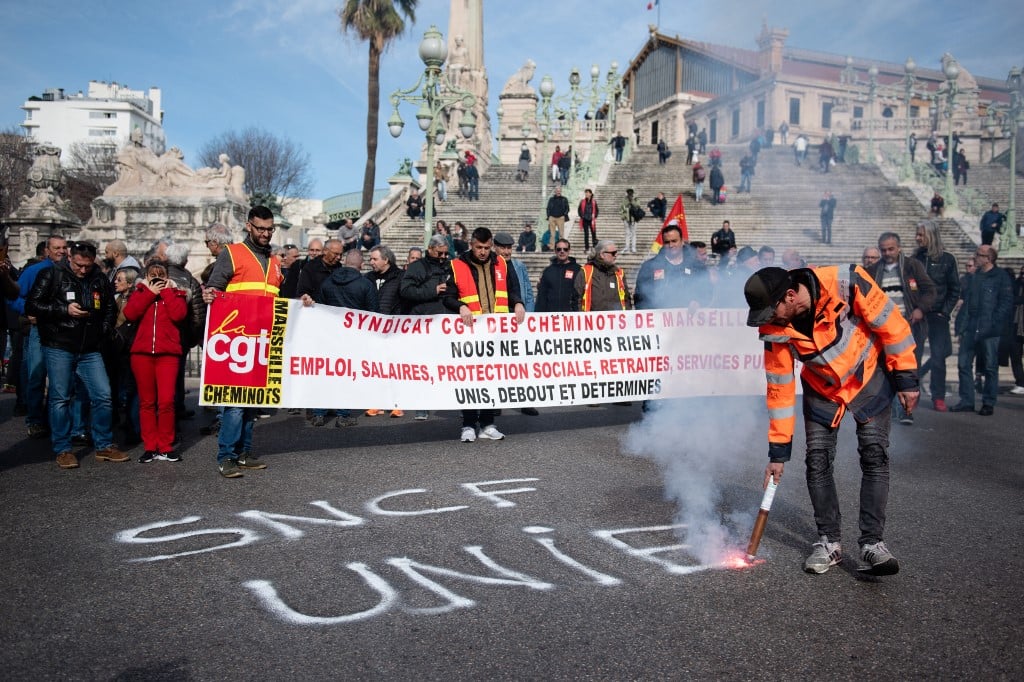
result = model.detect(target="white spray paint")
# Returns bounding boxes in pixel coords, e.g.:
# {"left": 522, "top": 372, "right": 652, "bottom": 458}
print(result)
{"left": 238, "top": 501, "right": 365, "bottom": 539}
{"left": 460, "top": 478, "right": 539, "bottom": 507}
{"left": 364, "top": 489, "right": 469, "bottom": 516}
{"left": 115, "top": 516, "right": 262, "bottom": 563}
{"left": 523, "top": 526, "right": 622, "bottom": 586}
{"left": 243, "top": 563, "right": 396, "bottom": 625}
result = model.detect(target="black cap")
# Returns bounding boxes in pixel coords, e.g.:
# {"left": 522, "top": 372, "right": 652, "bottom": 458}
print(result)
{"left": 626, "top": 188, "right": 634, "bottom": 194}
{"left": 744, "top": 267, "right": 792, "bottom": 327}
{"left": 493, "top": 232, "right": 515, "bottom": 246}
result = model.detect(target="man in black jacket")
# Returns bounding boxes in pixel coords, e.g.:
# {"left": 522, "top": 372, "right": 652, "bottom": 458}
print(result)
{"left": 913, "top": 220, "right": 960, "bottom": 411}
{"left": 545, "top": 185, "right": 570, "bottom": 250}
{"left": 535, "top": 239, "right": 581, "bottom": 312}
{"left": 399, "top": 235, "right": 458, "bottom": 421}
{"left": 297, "top": 239, "right": 344, "bottom": 305}
{"left": 26, "top": 241, "right": 129, "bottom": 469}
{"left": 952, "top": 244, "right": 1013, "bottom": 415}
{"left": 367, "top": 245, "right": 403, "bottom": 315}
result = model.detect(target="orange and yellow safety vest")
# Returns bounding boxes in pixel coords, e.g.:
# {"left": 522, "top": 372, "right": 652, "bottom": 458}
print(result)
{"left": 451, "top": 256, "right": 510, "bottom": 314}
{"left": 579, "top": 263, "right": 627, "bottom": 311}
{"left": 225, "top": 242, "right": 283, "bottom": 297}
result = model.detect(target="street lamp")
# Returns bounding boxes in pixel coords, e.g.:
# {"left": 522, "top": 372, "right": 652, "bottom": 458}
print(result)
{"left": 940, "top": 59, "right": 960, "bottom": 210}
{"left": 995, "top": 66, "right": 1024, "bottom": 249}
{"left": 537, "top": 74, "right": 556, "bottom": 226}
{"left": 387, "top": 25, "right": 478, "bottom": 248}
{"left": 899, "top": 57, "right": 918, "bottom": 179}
{"left": 866, "top": 64, "right": 879, "bottom": 162}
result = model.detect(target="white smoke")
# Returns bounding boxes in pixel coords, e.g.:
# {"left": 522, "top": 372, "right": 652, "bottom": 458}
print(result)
{"left": 623, "top": 396, "right": 764, "bottom": 566}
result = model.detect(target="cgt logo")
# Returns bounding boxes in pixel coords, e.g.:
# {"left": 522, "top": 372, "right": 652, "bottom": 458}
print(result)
{"left": 208, "top": 323, "right": 270, "bottom": 373}
{"left": 203, "top": 298, "right": 275, "bottom": 388}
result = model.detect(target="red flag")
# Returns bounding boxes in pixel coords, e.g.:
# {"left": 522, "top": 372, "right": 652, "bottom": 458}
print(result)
{"left": 650, "top": 193, "right": 688, "bottom": 253}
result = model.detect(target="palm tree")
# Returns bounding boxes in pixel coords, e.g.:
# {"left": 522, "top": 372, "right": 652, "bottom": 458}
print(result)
{"left": 339, "top": 0, "right": 418, "bottom": 214}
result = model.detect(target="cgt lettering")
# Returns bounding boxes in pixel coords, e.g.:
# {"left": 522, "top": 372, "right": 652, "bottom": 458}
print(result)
{"left": 207, "top": 329, "right": 270, "bottom": 373}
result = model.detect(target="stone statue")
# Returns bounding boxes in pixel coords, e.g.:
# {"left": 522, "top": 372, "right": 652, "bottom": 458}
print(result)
{"left": 502, "top": 60, "right": 537, "bottom": 96}
{"left": 447, "top": 34, "right": 469, "bottom": 89}
{"left": 7, "top": 144, "right": 80, "bottom": 225}
{"left": 104, "top": 142, "right": 246, "bottom": 201}
{"left": 397, "top": 158, "right": 414, "bottom": 176}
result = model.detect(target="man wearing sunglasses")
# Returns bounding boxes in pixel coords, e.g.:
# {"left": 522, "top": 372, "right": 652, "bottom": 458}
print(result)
{"left": 574, "top": 240, "right": 632, "bottom": 311}
{"left": 27, "top": 240, "right": 129, "bottom": 469}
{"left": 535, "top": 239, "right": 580, "bottom": 313}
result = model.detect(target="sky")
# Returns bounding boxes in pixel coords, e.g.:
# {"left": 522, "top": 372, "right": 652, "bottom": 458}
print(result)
{"left": 2, "top": 0, "right": 1021, "bottom": 200}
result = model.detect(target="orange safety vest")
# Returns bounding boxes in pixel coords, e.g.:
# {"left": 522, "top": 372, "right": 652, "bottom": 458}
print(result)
{"left": 225, "top": 242, "right": 283, "bottom": 297}
{"left": 451, "top": 256, "right": 509, "bottom": 314}
{"left": 580, "top": 263, "right": 627, "bottom": 311}
{"left": 758, "top": 265, "right": 917, "bottom": 456}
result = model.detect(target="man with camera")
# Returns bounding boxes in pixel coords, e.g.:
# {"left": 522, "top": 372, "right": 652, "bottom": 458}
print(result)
{"left": 26, "top": 241, "right": 129, "bottom": 469}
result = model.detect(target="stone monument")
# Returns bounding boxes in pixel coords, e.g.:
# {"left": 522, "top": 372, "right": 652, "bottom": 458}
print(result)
{"left": 82, "top": 136, "right": 248, "bottom": 268}
{"left": 431, "top": 0, "right": 492, "bottom": 172}
{"left": 4, "top": 144, "right": 82, "bottom": 264}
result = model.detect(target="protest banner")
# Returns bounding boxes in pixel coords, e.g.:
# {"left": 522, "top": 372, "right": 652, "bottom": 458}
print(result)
{"left": 200, "top": 295, "right": 778, "bottom": 410}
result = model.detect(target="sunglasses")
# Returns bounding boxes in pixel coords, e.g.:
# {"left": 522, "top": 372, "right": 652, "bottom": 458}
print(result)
{"left": 555, "top": 247, "right": 570, "bottom": 253}
{"left": 603, "top": 250, "right": 618, "bottom": 256}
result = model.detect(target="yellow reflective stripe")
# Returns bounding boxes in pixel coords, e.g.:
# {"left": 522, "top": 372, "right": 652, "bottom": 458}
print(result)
{"left": 226, "top": 282, "right": 268, "bottom": 292}
{"left": 461, "top": 295, "right": 480, "bottom": 303}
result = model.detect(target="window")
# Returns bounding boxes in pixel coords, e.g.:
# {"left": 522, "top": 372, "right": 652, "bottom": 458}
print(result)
{"left": 789, "top": 98, "right": 800, "bottom": 125}
{"left": 821, "top": 102, "right": 833, "bottom": 129}
{"left": 910, "top": 105, "right": 920, "bottom": 118}
{"left": 882, "top": 106, "right": 894, "bottom": 118}
{"left": 731, "top": 108, "right": 740, "bottom": 137}
{"left": 853, "top": 106, "right": 864, "bottom": 119}
{"left": 709, "top": 117, "right": 717, "bottom": 144}
{"left": 25, "top": 110, "right": 32, "bottom": 120}
{"left": 88, "top": 111, "right": 116, "bottom": 119}
{"left": 756, "top": 100, "right": 765, "bottom": 129}
{"left": 651, "top": 120, "right": 659, "bottom": 144}
{"left": 88, "top": 128, "right": 117, "bottom": 137}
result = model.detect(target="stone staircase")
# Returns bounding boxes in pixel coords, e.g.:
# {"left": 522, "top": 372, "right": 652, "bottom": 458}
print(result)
{"left": 373, "top": 143, "right": 1005, "bottom": 288}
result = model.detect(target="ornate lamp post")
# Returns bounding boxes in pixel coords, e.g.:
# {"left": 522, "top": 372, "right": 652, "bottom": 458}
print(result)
{"left": 387, "top": 25, "right": 477, "bottom": 248}
{"left": 537, "top": 74, "right": 556, "bottom": 225}
{"left": 565, "top": 67, "right": 582, "bottom": 179}
{"left": 865, "top": 65, "right": 879, "bottom": 162}
{"left": 940, "top": 59, "right": 960, "bottom": 210}
{"left": 988, "top": 66, "right": 1024, "bottom": 249}
{"left": 899, "top": 57, "right": 918, "bottom": 179}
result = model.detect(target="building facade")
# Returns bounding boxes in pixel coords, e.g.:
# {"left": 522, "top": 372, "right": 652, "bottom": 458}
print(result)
{"left": 20, "top": 80, "right": 166, "bottom": 161}
{"left": 622, "top": 24, "right": 1014, "bottom": 163}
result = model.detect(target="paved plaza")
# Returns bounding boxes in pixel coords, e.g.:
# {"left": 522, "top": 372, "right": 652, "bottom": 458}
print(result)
{"left": 1, "top": 386, "right": 1022, "bottom": 679}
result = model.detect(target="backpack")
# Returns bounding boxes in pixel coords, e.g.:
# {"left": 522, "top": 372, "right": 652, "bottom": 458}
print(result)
{"left": 629, "top": 204, "right": 645, "bottom": 222}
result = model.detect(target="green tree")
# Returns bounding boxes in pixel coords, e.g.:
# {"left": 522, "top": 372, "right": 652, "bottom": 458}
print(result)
{"left": 339, "top": 0, "right": 417, "bottom": 214}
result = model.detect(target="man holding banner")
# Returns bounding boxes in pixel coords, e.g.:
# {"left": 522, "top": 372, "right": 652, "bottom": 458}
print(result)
{"left": 447, "top": 227, "right": 526, "bottom": 443}
{"left": 202, "top": 206, "right": 283, "bottom": 479}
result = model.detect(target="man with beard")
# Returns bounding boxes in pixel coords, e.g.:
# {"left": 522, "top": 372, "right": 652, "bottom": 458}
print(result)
{"left": 445, "top": 227, "right": 526, "bottom": 442}
{"left": 297, "top": 239, "right": 345, "bottom": 305}
{"left": 202, "top": 206, "right": 283, "bottom": 478}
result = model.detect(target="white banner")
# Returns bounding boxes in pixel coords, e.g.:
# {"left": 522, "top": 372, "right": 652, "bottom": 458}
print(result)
{"left": 200, "top": 296, "right": 773, "bottom": 409}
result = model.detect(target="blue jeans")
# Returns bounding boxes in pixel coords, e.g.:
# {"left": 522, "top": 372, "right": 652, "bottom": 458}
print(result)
{"left": 42, "top": 347, "right": 114, "bottom": 454}
{"left": 921, "top": 313, "right": 952, "bottom": 398}
{"left": 739, "top": 171, "right": 752, "bottom": 192}
{"left": 957, "top": 334, "right": 999, "bottom": 407}
{"left": 23, "top": 327, "right": 47, "bottom": 426}
{"left": 804, "top": 407, "right": 891, "bottom": 546}
{"left": 467, "top": 177, "right": 479, "bottom": 201}
{"left": 218, "top": 406, "right": 257, "bottom": 463}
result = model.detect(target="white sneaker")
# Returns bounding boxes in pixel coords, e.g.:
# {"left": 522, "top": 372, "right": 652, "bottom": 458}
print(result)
{"left": 414, "top": 411, "right": 429, "bottom": 420}
{"left": 1010, "top": 385, "right": 1024, "bottom": 395}
{"left": 460, "top": 426, "right": 477, "bottom": 443}
{"left": 803, "top": 535, "right": 842, "bottom": 574}
{"left": 478, "top": 425, "right": 505, "bottom": 440}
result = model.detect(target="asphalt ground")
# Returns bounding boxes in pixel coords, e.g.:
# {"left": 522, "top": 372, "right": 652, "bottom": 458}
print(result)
{"left": 1, "top": 383, "right": 1022, "bottom": 680}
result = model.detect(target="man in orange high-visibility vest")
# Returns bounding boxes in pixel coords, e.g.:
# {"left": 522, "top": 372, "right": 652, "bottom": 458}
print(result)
{"left": 446, "top": 226, "right": 526, "bottom": 444}
{"left": 745, "top": 265, "right": 919, "bottom": 577}
{"left": 203, "top": 206, "right": 283, "bottom": 479}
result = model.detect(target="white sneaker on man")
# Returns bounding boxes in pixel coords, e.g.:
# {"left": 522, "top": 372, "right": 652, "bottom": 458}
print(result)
{"left": 460, "top": 426, "right": 477, "bottom": 443}
{"left": 478, "top": 425, "right": 505, "bottom": 440}
{"left": 1009, "top": 385, "right": 1024, "bottom": 395}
